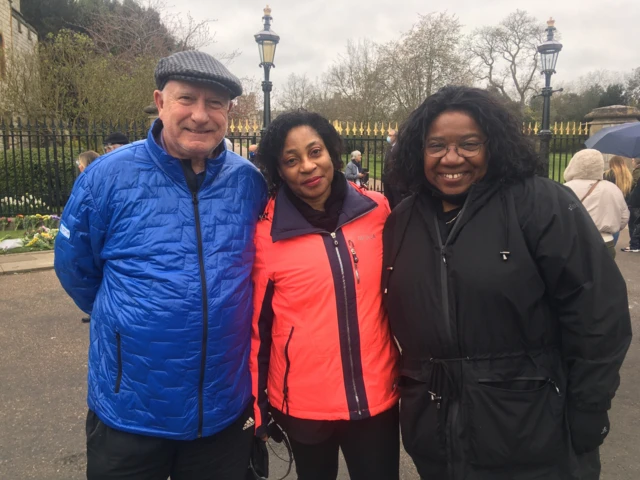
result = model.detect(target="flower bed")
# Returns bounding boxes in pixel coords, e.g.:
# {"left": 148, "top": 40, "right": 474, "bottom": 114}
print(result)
{"left": 0, "top": 214, "right": 61, "bottom": 252}
{"left": 0, "top": 214, "right": 60, "bottom": 231}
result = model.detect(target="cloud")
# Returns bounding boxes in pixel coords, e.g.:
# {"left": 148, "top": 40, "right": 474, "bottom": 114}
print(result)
{"left": 165, "top": 0, "right": 638, "bottom": 89}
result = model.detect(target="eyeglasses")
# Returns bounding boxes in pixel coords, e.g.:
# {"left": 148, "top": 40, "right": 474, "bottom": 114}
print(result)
{"left": 425, "top": 139, "right": 488, "bottom": 158}
{"left": 75, "top": 159, "right": 81, "bottom": 166}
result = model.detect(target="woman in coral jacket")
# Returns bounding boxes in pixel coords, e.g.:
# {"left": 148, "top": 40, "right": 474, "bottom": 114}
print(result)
{"left": 250, "top": 111, "right": 400, "bottom": 480}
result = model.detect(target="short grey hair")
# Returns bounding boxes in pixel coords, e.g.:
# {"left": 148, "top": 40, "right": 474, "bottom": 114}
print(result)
{"left": 351, "top": 150, "right": 362, "bottom": 160}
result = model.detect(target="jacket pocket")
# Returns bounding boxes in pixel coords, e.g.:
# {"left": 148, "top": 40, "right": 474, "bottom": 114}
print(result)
{"left": 467, "top": 376, "right": 563, "bottom": 467}
{"left": 399, "top": 376, "right": 447, "bottom": 464}
{"left": 115, "top": 332, "right": 122, "bottom": 394}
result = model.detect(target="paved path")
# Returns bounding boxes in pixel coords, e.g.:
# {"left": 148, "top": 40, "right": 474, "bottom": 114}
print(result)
{"left": 0, "top": 232, "right": 638, "bottom": 479}
{"left": 0, "top": 250, "right": 54, "bottom": 275}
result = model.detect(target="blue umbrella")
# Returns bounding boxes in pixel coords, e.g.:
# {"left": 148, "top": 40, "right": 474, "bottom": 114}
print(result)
{"left": 585, "top": 122, "right": 640, "bottom": 158}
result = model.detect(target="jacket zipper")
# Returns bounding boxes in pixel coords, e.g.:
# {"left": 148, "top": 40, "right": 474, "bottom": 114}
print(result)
{"left": 281, "top": 327, "right": 295, "bottom": 414}
{"left": 330, "top": 231, "right": 362, "bottom": 416}
{"left": 115, "top": 332, "right": 122, "bottom": 393}
{"left": 347, "top": 240, "right": 360, "bottom": 284}
{"left": 192, "top": 191, "right": 209, "bottom": 438}
{"left": 477, "top": 377, "right": 562, "bottom": 395}
{"left": 433, "top": 199, "right": 469, "bottom": 480}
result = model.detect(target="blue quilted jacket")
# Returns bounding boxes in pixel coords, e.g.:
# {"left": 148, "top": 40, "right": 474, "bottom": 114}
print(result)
{"left": 55, "top": 122, "right": 267, "bottom": 440}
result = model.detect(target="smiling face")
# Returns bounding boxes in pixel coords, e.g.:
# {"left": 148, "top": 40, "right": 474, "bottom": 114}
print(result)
{"left": 423, "top": 110, "right": 488, "bottom": 196}
{"left": 154, "top": 80, "right": 231, "bottom": 161}
{"left": 278, "top": 125, "right": 335, "bottom": 211}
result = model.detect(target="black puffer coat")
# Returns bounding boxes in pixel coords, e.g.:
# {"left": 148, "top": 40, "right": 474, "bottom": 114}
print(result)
{"left": 382, "top": 176, "right": 631, "bottom": 480}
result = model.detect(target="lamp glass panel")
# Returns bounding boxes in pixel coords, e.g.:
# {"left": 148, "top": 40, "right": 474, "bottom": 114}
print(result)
{"left": 550, "top": 51, "right": 559, "bottom": 71}
{"left": 540, "top": 52, "right": 551, "bottom": 71}
{"left": 257, "top": 43, "right": 265, "bottom": 64}
{"left": 262, "top": 41, "right": 276, "bottom": 64}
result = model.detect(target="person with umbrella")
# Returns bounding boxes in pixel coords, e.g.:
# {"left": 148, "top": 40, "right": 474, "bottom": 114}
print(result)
{"left": 585, "top": 122, "right": 640, "bottom": 158}
{"left": 584, "top": 122, "right": 640, "bottom": 252}
{"left": 622, "top": 157, "right": 640, "bottom": 252}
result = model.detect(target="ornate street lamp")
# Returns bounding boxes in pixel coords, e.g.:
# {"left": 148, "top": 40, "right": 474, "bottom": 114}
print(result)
{"left": 255, "top": 5, "right": 280, "bottom": 133}
{"left": 537, "top": 18, "right": 563, "bottom": 176}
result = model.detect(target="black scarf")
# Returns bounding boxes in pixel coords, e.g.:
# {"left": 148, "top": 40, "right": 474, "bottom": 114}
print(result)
{"left": 421, "top": 179, "right": 471, "bottom": 206}
{"left": 284, "top": 171, "right": 348, "bottom": 232}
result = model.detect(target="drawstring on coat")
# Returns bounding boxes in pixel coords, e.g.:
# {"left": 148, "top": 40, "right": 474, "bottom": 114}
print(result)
{"left": 499, "top": 190, "right": 511, "bottom": 262}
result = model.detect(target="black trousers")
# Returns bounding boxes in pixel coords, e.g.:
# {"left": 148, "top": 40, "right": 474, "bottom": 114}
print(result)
{"left": 287, "top": 405, "right": 400, "bottom": 480}
{"left": 86, "top": 405, "right": 254, "bottom": 480}
{"left": 629, "top": 207, "right": 640, "bottom": 249}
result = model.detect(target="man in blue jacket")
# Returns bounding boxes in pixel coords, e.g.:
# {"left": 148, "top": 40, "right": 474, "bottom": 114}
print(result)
{"left": 54, "top": 51, "right": 267, "bottom": 479}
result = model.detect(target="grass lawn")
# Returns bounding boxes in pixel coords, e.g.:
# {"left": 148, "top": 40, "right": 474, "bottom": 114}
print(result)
{"left": 1, "top": 229, "right": 26, "bottom": 240}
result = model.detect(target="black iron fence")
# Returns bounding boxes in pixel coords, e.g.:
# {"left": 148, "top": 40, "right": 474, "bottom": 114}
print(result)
{"left": 545, "top": 133, "right": 590, "bottom": 182}
{"left": 0, "top": 119, "right": 588, "bottom": 216}
{"left": 0, "top": 119, "right": 149, "bottom": 216}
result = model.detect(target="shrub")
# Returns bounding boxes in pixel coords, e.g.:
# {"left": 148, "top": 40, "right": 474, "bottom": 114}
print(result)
{"left": 0, "top": 148, "right": 77, "bottom": 215}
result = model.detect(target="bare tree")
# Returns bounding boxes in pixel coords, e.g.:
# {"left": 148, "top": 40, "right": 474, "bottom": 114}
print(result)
{"left": 277, "top": 74, "right": 316, "bottom": 111}
{"left": 325, "top": 39, "right": 387, "bottom": 122}
{"left": 229, "top": 76, "right": 263, "bottom": 123}
{"left": 81, "top": 0, "right": 237, "bottom": 64}
{"left": 466, "top": 10, "right": 544, "bottom": 111}
{"left": 304, "top": 76, "right": 349, "bottom": 120}
{"left": 0, "top": 49, "right": 44, "bottom": 119}
{"left": 378, "top": 12, "right": 472, "bottom": 120}
{"left": 627, "top": 67, "right": 640, "bottom": 106}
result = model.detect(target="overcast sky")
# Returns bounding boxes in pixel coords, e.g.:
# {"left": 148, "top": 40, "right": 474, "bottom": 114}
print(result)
{"left": 166, "top": 0, "right": 638, "bottom": 91}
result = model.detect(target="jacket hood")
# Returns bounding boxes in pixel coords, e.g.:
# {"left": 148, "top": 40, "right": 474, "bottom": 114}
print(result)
{"left": 564, "top": 149, "right": 605, "bottom": 182}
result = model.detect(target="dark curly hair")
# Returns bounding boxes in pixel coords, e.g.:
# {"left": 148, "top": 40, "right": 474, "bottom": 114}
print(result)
{"left": 256, "top": 110, "right": 344, "bottom": 194}
{"left": 389, "top": 86, "right": 541, "bottom": 192}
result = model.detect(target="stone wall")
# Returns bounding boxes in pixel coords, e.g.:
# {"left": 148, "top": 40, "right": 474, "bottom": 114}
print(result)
{"left": 11, "top": 11, "right": 37, "bottom": 55}
{"left": 0, "top": 0, "right": 37, "bottom": 76}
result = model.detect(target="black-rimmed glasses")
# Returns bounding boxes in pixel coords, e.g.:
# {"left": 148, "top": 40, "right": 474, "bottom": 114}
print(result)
{"left": 425, "top": 139, "right": 488, "bottom": 158}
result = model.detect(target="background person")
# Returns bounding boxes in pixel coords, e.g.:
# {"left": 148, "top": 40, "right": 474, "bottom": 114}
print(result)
{"left": 251, "top": 111, "right": 400, "bottom": 480}
{"left": 603, "top": 155, "right": 633, "bottom": 197}
{"left": 604, "top": 155, "right": 634, "bottom": 245}
{"left": 382, "top": 130, "right": 405, "bottom": 208}
{"left": 74, "top": 150, "right": 100, "bottom": 324}
{"left": 564, "top": 149, "right": 629, "bottom": 258}
{"left": 102, "top": 132, "right": 130, "bottom": 153}
{"left": 76, "top": 150, "right": 100, "bottom": 174}
{"left": 622, "top": 157, "right": 640, "bottom": 252}
{"left": 345, "top": 149, "right": 365, "bottom": 186}
{"left": 248, "top": 144, "right": 258, "bottom": 163}
{"left": 55, "top": 50, "right": 267, "bottom": 480}
{"left": 383, "top": 86, "right": 631, "bottom": 480}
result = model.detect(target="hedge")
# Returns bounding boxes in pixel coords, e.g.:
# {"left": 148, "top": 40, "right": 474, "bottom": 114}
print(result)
{"left": 0, "top": 148, "right": 77, "bottom": 215}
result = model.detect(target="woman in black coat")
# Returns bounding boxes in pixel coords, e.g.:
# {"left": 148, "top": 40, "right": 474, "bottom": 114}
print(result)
{"left": 382, "top": 86, "right": 631, "bottom": 480}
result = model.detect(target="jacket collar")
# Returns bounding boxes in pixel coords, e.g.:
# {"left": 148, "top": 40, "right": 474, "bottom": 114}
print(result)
{"left": 415, "top": 180, "right": 503, "bottom": 246}
{"left": 144, "top": 119, "right": 227, "bottom": 192}
{"left": 270, "top": 182, "right": 378, "bottom": 242}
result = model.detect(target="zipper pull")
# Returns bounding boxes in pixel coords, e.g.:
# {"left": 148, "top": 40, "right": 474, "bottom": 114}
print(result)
{"left": 549, "top": 379, "right": 561, "bottom": 396}
{"left": 330, "top": 232, "right": 338, "bottom": 246}
{"left": 192, "top": 192, "right": 198, "bottom": 205}
{"left": 428, "top": 390, "right": 442, "bottom": 409}
{"left": 348, "top": 240, "right": 360, "bottom": 284}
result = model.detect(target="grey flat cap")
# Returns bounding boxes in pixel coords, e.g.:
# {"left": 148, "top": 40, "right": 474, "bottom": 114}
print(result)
{"left": 155, "top": 51, "right": 243, "bottom": 99}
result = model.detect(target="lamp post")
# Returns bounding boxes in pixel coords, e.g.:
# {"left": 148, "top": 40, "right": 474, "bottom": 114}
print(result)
{"left": 537, "top": 18, "right": 563, "bottom": 176}
{"left": 255, "top": 5, "right": 280, "bottom": 134}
